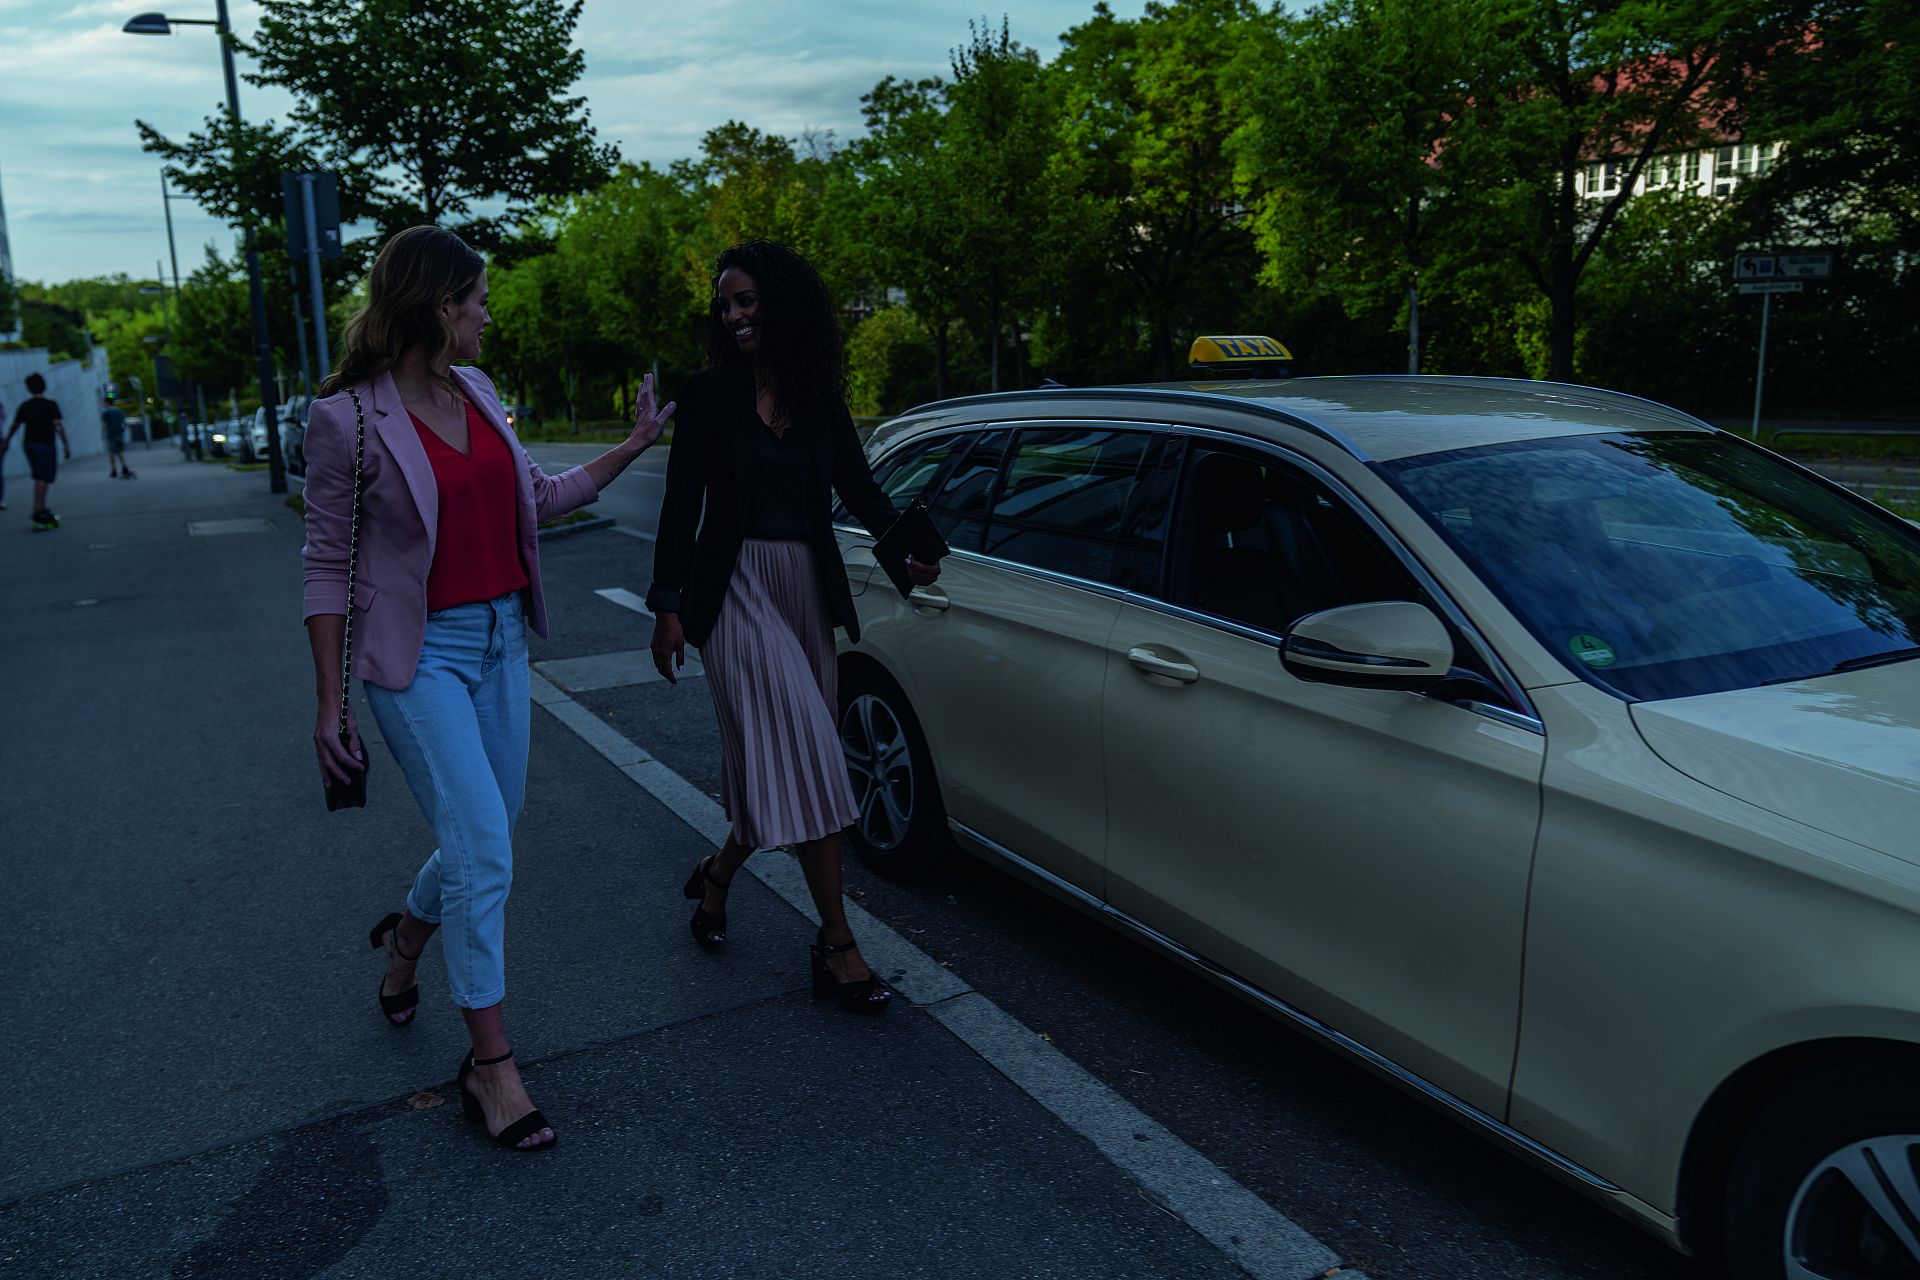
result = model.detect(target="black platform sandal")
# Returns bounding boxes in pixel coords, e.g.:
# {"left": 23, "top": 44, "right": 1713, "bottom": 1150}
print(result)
{"left": 368, "top": 911, "right": 421, "bottom": 1028}
{"left": 681, "top": 854, "right": 731, "bottom": 948}
{"left": 810, "top": 930, "right": 893, "bottom": 1016}
{"left": 457, "top": 1050, "right": 555, "bottom": 1151}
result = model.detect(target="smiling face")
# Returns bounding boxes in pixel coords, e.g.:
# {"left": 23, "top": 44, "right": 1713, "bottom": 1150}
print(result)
{"left": 716, "top": 267, "right": 762, "bottom": 356}
{"left": 442, "top": 270, "right": 491, "bottom": 362}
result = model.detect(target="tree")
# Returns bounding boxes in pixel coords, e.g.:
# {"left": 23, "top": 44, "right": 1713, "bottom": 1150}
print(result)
{"left": 1240, "top": 0, "right": 1488, "bottom": 372}
{"left": 142, "top": 0, "right": 614, "bottom": 247}
{"left": 247, "top": 0, "right": 616, "bottom": 238}
{"left": 1447, "top": 0, "right": 1780, "bottom": 381}
{"left": 1733, "top": 0, "right": 1920, "bottom": 252}
{"left": 1057, "top": 0, "right": 1276, "bottom": 378}
{"left": 845, "top": 75, "right": 971, "bottom": 395}
{"left": 559, "top": 164, "right": 704, "bottom": 413}
{"left": 942, "top": 19, "right": 1063, "bottom": 390}
{"left": 92, "top": 307, "right": 171, "bottom": 419}
{"left": 172, "top": 248, "right": 252, "bottom": 401}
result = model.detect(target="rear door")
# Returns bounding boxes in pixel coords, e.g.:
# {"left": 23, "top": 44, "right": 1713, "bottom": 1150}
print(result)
{"left": 864, "top": 424, "right": 1161, "bottom": 896}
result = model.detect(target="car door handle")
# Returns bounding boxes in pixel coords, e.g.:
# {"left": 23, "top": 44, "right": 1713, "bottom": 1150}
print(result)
{"left": 1127, "top": 647, "right": 1199, "bottom": 683}
{"left": 908, "top": 587, "right": 951, "bottom": 611}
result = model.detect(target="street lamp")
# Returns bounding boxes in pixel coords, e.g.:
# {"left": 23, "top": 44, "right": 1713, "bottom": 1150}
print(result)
{"left": 123, "top": 4, "right": 285, "bottom": 493}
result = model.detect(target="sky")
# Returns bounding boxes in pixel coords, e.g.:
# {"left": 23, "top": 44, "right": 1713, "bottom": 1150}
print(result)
{"left": 0, "top": 0, "right": 1147, "bottom": 286}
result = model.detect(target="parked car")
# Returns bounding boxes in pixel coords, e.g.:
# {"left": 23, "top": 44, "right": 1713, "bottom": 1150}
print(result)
{"left": 279, "top": 395, "right": 312, "bottom": 474}
{"left": 503, "top": 403, "right": 536, "bottom": 433}
{"left": 833, "top": 364, "right": 1920, "bottom": 1275}
{"left": 205, "top": 418, "right": 239, "bottom": 458}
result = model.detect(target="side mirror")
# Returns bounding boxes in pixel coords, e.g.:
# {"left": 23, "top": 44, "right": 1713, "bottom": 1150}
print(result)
{"left": 1281, "top": 601, "right": 1454, "bottom": 690}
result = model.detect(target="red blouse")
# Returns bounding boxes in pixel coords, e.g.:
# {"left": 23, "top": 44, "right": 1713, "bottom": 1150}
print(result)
{"left": 413, "top": 401, "right": 530, "bottom": 613}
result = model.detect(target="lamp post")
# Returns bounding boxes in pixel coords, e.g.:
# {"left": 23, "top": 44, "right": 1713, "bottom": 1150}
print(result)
{"left": 124, "top": 5, "right": 285, "bottom": 494}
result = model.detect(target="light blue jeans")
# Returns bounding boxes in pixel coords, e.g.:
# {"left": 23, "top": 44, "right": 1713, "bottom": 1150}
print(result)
{"left": 366, "top": 593, "right": 529, "bottom": 1009}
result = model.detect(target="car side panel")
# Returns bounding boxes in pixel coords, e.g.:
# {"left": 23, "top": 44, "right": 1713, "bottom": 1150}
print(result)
{"left": 1102, "top": 599, "right": 1544, "bottom": 1114}
{"left": 1515, "top": 681, "right": 1920, "bottom": 1212}
{"left": 846, "top": 548, "right": 1119, "bottom": 896}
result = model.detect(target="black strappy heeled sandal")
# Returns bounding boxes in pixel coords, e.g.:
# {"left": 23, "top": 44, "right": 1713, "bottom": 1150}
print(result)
{"left": 457, "top": 1050, "right": 555, "bottom": 1151}
{"left": 681, "top": 854, "right": 731, "bottom": 948}
{"left": 368, "top": 911, "right": 421, "bottom": 1028}
{"left": 810, "top": 930, "right": 893, "bottom": 1016}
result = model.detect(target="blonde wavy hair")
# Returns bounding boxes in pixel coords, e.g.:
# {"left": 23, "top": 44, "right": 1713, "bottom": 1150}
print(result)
{"left": 320, "top": 226, "right": 484, "bottom": 397}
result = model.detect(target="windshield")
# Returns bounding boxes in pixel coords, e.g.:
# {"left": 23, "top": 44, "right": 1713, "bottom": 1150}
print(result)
{"left": 1380, "top": 432, "right": 1920, "bottom": 700}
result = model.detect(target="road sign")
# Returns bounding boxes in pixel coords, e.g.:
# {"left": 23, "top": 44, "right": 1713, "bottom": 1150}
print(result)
{"left": 1735, "top": 253, "right": 1777, "bottom": 280}
{"left": 281, "top": 172, "right": 343, "bottom": 259}
{"left": 1738, "top": 281, "right": 1804, "bottom": 295}
{"left": 1779, "top": 251, "right": 1834, "bottom": 279}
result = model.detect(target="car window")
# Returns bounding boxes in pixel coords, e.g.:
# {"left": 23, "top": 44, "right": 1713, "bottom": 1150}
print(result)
{"left": 1168, "top": 448, "right": 1421, "bottom": 636}
{"left": 929, "top": 430, "right": 1012, "bottom": 553}
{"left": 837, "top": 433, "right": 967, "bottom": 528}
{"left": 877, "top": 434, "right": 964, "bottom": 507}
{"left": 1383, "top": 431, "right": 1920, "bottom": 700}
{"left": 981, "top": 427, "right": 1154, "bottom": 586}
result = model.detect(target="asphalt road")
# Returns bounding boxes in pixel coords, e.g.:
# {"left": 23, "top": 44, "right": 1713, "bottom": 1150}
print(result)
{"left": 22, "top": 441, "right": 1836, "bottom": 1277}
{"left": 522, "top": 442, "right": 1700, "bottom": 1279}
{"left": 0, "top": 457, "right": 1251, "bottom": 1280}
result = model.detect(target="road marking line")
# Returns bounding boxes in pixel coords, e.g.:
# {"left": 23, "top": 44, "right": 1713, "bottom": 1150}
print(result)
{"left": 608, "top": 525, "right": 657, "bottom": 542}
{"left": 595, "top": 586, "right": 652, "bottom": 615}
{"left": 529, "top": 675, "right": 1364, "bottom": 1280}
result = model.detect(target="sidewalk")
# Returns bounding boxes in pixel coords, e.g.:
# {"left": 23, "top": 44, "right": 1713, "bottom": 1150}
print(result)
{"left": 0, "top": 455, "right": 1263, "bottom": 1279}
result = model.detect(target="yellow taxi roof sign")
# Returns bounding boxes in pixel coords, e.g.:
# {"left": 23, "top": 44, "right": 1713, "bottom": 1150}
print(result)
{"left": 1188, "top": 334, "right": 1294, "bottom": 369}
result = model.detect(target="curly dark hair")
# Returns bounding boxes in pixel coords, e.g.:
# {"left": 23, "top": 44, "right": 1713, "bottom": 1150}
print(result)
{"left": 705, "top": 240, "right": 845, "bottom": 428}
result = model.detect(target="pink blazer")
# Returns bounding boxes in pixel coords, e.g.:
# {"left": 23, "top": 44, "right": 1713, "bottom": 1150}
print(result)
{"left": 301, "top": 365, "right": 598, "bottom": 690}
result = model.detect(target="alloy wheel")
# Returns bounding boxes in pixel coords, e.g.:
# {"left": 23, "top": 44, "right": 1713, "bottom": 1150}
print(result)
{"left": 840, "top": 692, "right": 914, "bottom": 852}
{"left": 1785, "top": 1135, "right": 1920, "bottom": 1278}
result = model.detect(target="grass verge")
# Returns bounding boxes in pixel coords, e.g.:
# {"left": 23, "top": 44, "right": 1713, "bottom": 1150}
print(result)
{"left": 538, "top": 508, "right": 600, "bottom": 530}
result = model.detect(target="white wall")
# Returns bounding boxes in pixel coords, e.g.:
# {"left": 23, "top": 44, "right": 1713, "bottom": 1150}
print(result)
{"left": 1, "top": 345, "right": 113, "bottom": 480}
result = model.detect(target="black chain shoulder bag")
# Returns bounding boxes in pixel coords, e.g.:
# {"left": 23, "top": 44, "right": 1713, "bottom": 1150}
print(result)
{"left": 324, "top": 386, "right": 371, "bottom": 811}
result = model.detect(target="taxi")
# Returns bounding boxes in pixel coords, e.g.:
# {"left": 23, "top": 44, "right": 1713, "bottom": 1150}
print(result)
{"left": 831, "top": 339, "right": 1920, "bottom": 1276}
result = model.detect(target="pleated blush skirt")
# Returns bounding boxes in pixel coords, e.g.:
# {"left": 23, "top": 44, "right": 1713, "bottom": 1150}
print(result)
{"left": 700, "top": 539, "right": 859, "bottom": 848}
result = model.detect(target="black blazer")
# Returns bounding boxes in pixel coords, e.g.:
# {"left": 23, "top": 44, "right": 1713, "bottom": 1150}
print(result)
{"left": 645, "top": 365, "right": 899, "bottom": 647}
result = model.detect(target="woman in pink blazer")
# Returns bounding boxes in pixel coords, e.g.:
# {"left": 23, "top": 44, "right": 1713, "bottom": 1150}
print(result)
{"left": 303, "top": 226, "right": 672, "bottom": 1152}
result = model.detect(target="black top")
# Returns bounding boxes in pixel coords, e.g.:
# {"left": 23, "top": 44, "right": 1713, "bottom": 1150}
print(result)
{"left": 12, "top": 398, "right": 61, "bottom": 446}
{"left": 646, "top": 364, "right": 900, "bottom": 647}
{"left": 746, "top": 420, "right": 813, "bottom": 541}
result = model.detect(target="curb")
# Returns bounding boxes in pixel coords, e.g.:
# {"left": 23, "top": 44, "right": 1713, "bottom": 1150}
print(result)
{"left": 536, "top": 515, "right": 616, "bottom": 542}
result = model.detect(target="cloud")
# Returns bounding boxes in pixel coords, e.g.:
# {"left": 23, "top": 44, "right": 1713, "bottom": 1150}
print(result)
{"left": 6, "top": 0, "right": 1144, "bottom": 282}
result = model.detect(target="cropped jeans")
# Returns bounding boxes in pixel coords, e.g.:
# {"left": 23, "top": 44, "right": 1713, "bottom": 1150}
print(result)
{"left": 365, "top": 593, "right": 529, "bottom": 1009}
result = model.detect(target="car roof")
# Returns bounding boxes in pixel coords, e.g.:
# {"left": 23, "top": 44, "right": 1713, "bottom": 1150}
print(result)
{"left": 878, "top": 374, "right": 1714, "bottom": 463}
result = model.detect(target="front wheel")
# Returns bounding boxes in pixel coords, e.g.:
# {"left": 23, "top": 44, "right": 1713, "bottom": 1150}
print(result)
{"left": 1722, "top": 1064, "right": 1920, "bottom": 1279}
{"left": 838, "top": 666, "right": 945, "bottom": 880}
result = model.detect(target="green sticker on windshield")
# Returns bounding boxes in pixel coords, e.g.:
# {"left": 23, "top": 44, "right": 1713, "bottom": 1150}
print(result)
{"left": 1569, "top": 634, "right": 1616, "bottom": 667}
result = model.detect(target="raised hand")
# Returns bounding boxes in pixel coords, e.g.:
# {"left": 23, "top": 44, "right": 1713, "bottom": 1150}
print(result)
{"left": 628, "top": 372, "right": 675, "bottom": 454}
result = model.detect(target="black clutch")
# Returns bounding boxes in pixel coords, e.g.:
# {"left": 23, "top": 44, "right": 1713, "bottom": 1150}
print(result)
{"left": 325, "top": 734, "right": 370, "bottom": 810}
{"left": 872, "top": 500, "right": 951, "bottom": 598}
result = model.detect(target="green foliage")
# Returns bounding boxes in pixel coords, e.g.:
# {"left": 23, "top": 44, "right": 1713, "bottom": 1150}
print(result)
{"left": 1058, "top": 0, "right": 1276, "bottom": 378}
{"left": 92, "top": 307, "right": 171, "bottom": 412}
{"left": 846, "top": 307, "right": 938, "bottom": 416}
{"left": 172, "top": 248, "right": 252, "bottom": 398}
{"left": 245, "top": 0, "right": 616, "bottom": 236}
{"left": 1239, "top": 0, "right": 1486, "bottom": 368}
{"left": 78, "top": 2, "right": 1916, "bottom": 427}
{"left": 18, "top": 300, "right": 88, "bottom": 363}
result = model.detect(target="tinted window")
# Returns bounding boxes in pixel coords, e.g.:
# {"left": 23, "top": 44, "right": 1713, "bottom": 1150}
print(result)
{"left": 876, "top": 434, "right": 962, "bottom": 505}
{"left": 1170, "top": 449, "right": 1419, "bottom": 635}
{"left": 983, "top": 428, "right": 1153, "bottom": 585}
{"left": 1383, "top": 431, "right": 1920, "bottom": 700}
{"left": 835, "top": 433, "right": 962, "bottom": 527}
{"left": 930, "top": 430, "right": 1011, "bottom": 552}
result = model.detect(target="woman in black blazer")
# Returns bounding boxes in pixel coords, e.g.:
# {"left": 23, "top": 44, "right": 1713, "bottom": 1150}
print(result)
{"left": 647, "top": 240, "right": 939, "bottom": 1014}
